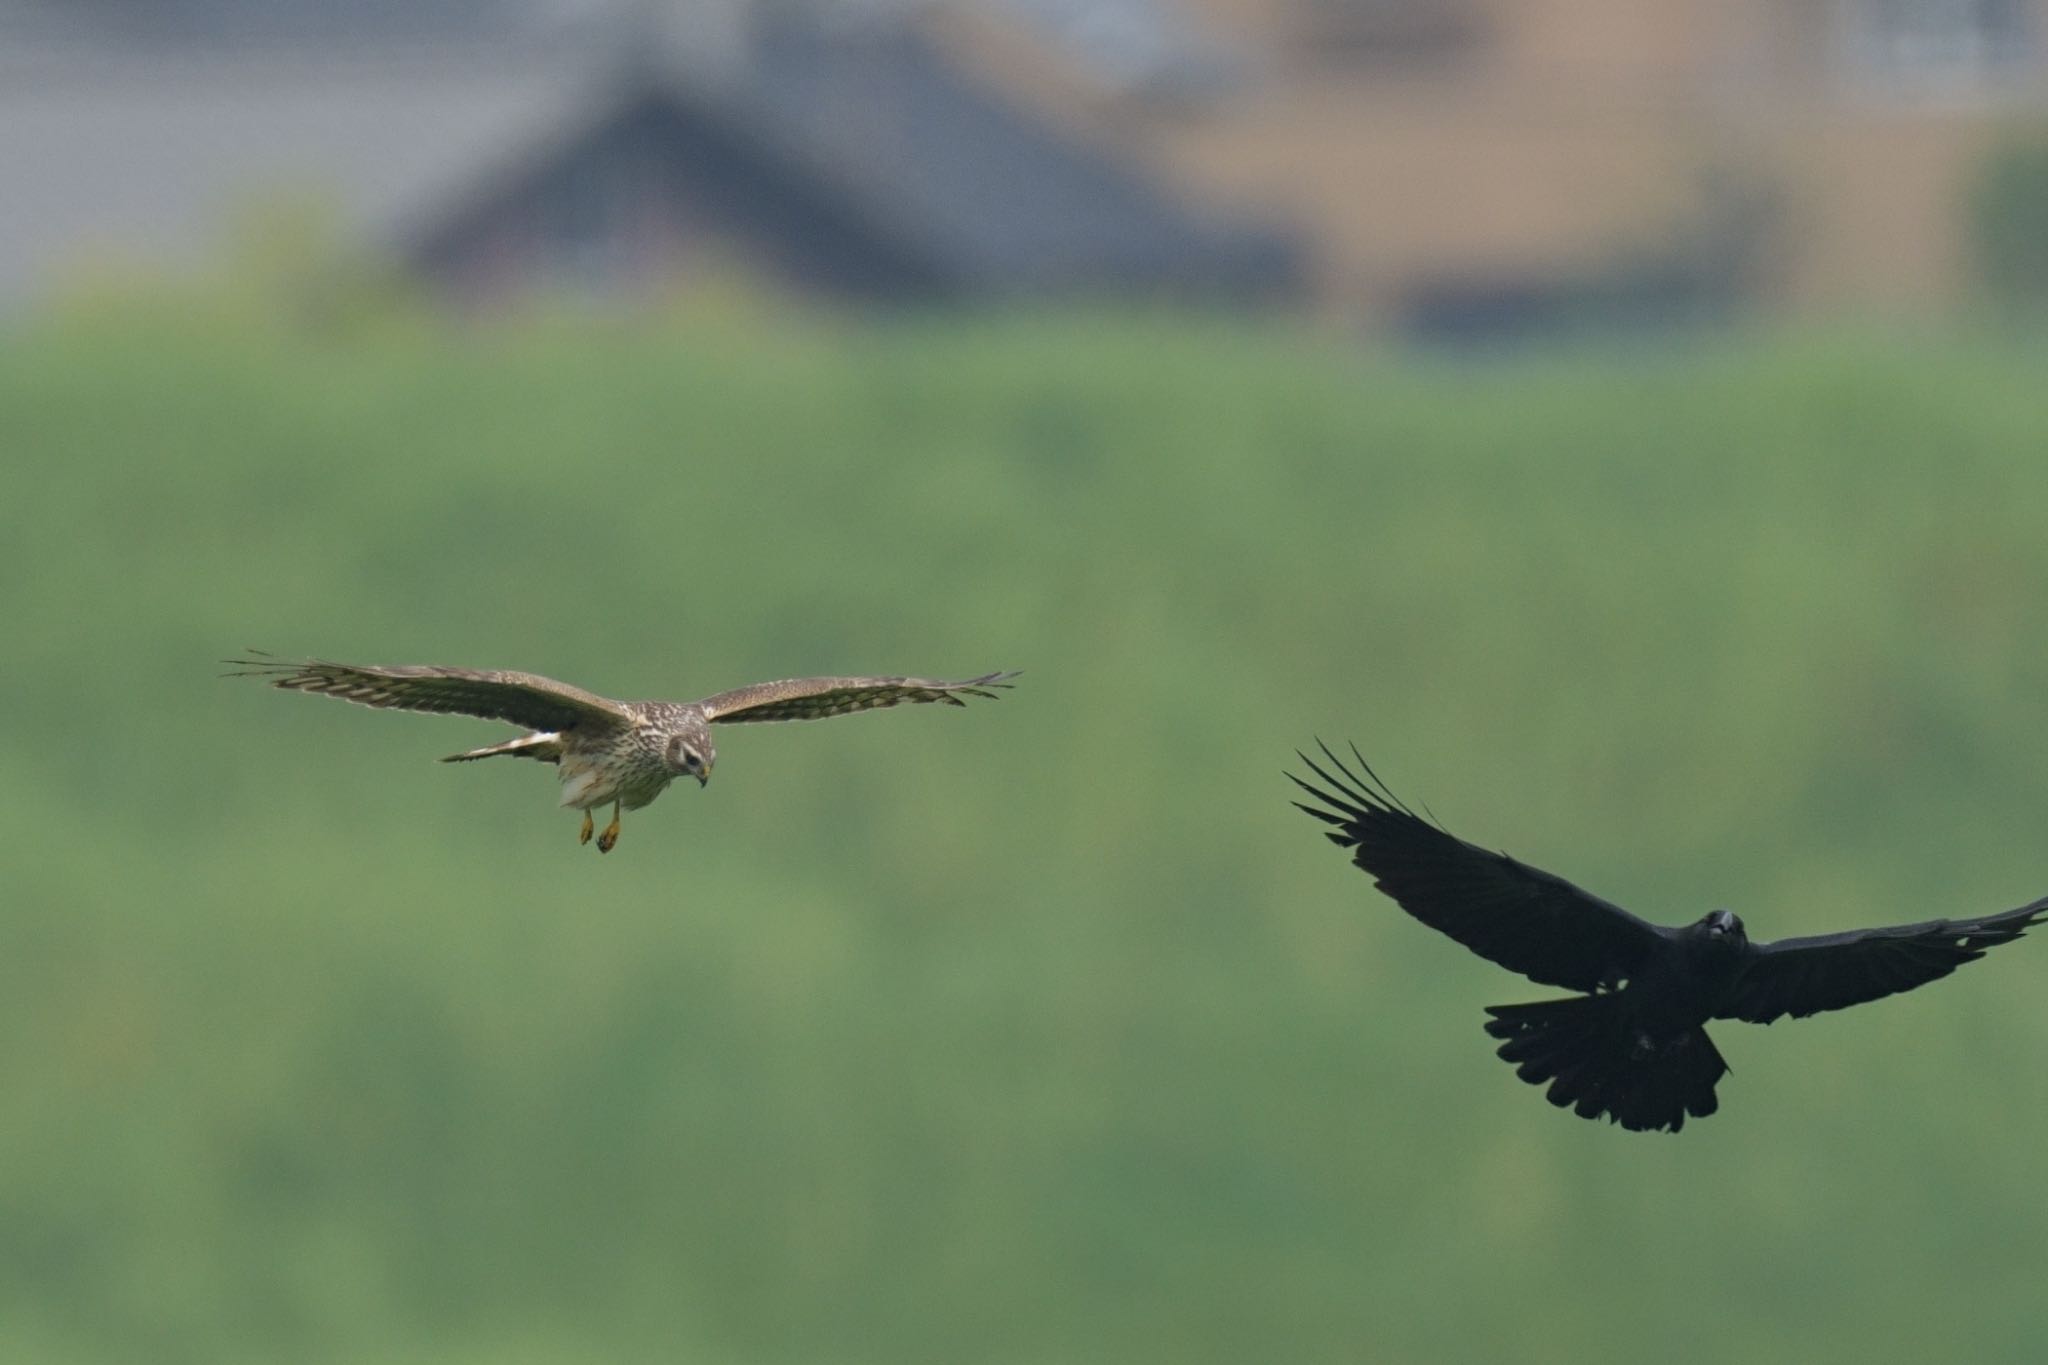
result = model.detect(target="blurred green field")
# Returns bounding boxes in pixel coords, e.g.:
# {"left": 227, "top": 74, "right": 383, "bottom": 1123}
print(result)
{"left": 7, "top": 296, "right": 2048, "bottom": 1364}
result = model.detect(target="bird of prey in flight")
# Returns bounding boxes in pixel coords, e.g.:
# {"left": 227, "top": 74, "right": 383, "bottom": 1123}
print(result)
{"left": 1289, "top": 743, "right": 2048, "bottom": 1132}
{"left": 231, "top": 655, "right": 1016, "bottom": 852}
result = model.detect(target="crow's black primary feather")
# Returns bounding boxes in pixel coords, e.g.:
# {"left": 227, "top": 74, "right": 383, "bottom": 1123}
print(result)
{"left": 1288, "top": 742, "right": 1667, "bottom": 994}
{"left": 1715, "top": 899, "right": 2048, "bottom": 1024}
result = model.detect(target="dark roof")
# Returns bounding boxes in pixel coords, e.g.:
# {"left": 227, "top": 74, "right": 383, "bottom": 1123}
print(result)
{"left": 0, "top": 12, "right": 1296, "bottom": 309}
{"left": 409, "top": 22, "right": 1296, "bottom": 301}
{"left": 713, "top": 23, "right": 1290, "bottom": 297}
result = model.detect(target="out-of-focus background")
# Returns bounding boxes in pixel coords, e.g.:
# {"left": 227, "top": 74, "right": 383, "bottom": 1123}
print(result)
{"left": 8, "top": 2, "right": 2048, "bottom": 1362}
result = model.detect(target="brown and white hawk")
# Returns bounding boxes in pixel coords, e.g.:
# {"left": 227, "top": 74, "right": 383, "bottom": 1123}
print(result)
{"left": 230, "top": 655, "right": 1017, "bottom": 851}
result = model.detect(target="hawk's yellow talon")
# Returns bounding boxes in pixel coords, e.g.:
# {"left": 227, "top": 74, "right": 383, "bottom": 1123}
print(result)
{"left": 579, "top": 810, "right": 594, "bottom": 845}
{"left": 596, "top": 802, "right": 621, "bottom": 853}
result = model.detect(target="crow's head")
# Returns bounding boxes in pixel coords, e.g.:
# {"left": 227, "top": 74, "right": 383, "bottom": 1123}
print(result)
{"left": 1698, "top": 909, "right": 1747, "bottom": 945}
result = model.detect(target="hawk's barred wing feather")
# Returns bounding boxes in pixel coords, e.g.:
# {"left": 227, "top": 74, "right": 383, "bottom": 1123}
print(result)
{"left": 1715, "top": 898, "right": 2048, "bottom": 1024}
{"left": 1289, "top": 742, "right": 1669, "bottom": 994}
{"left": 698, "top": 671, "right": 1017, "bottom": 725}
{"left": 225, "top": 656, "right": 635, "bottom": 732}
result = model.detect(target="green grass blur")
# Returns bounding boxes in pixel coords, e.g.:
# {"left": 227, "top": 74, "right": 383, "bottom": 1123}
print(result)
{"left": 7, "top": 293, "right": 2048, "bottom": 1364}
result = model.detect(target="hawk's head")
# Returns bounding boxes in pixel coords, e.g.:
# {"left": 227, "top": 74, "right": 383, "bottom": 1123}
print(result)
{"left": 664, "top": 725, "right": 715, "bottom": 786}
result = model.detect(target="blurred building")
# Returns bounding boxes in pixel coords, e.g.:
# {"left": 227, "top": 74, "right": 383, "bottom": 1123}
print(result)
{"left": 0, "top": 0, "right": 1297, "bottom": 313}
{"left": 940, "top": 0, "right": 2048, "bottom": 336}
{"left": 3, "top": 0, "right": 2046, "bottom": 333}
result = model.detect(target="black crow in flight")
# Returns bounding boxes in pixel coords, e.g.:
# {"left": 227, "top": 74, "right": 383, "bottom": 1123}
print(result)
{"left": 1289, "top": 744, "right": 2048, "bottom": 1133}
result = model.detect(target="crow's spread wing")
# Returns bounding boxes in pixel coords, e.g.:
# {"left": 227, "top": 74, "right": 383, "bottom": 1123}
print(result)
{"left": 227, "top": 655, "right": 635, "bottom": 732}
{"left": 697, "top": 672, "right": 1017, "bottom": 724}
{"left": 1714, "top": 897, "right": 2048, "bottom": 1024}
{"left": 1290, "top": 743, "right": 1669, "bottom": 993}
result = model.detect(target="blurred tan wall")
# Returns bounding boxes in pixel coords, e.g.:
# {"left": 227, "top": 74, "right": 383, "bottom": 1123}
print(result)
{"left": 940, "top": 0, "right": 2048, "bottom": 326}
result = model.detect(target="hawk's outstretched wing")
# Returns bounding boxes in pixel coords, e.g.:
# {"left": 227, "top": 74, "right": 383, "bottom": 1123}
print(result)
{"left": 227, "top": 656, "right": 635, "bottom": 732}
{"left": 1714, "top": 899, "right": 2048, "bottom": 1024}
{"left": 1289, "top": 742, "right": 1671, "bottom": 994}
{"left": 697, "top": 671, "right": 1018, "bottom": 725}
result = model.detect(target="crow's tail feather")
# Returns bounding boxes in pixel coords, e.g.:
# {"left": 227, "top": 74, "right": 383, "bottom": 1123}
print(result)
{"left": 1482, "top": 996, "right": 1727, "bottom": 1134}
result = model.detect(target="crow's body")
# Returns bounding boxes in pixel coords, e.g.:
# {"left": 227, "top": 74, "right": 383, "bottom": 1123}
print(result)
{"left": 1290, "top": 745, "right": 2048, "bottom": 1132}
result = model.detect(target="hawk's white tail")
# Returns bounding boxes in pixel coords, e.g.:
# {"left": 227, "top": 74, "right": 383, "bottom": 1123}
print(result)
{"left": 440, "top": 732, "right": 561, "bottom": 764}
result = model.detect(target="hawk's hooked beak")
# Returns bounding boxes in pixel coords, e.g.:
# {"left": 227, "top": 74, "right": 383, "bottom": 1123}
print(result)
{"left": 695, "top": 772, "right": 709, "bottom": 787}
